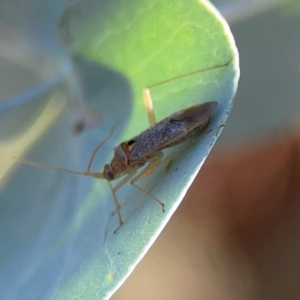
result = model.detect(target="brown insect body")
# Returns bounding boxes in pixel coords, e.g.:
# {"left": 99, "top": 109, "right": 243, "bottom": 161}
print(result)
{"left": 14, "top": 55, "right": 233, "bottom": 231}
{"left": 13, "top": 100, "right": 220, "bottom": 232}
{"left": 103, "top": 101, "right": 218, "bottom": 181}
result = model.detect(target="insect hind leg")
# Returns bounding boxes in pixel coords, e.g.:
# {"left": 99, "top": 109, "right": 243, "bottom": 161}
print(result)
{"left": 142, "top": 55, "right": 235, "bottom": 128}
{"left": 143, "top": 89, "right": 157, "bottom": 127}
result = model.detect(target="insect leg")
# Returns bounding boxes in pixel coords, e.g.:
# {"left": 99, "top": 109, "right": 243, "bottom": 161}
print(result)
{"left": 130, "top": 151, "right": 165, "bottom": 211}
{"left": 113, "top": 171, "right": 136, "bottom": 192}
{"left": 146, "top": 56, "right": 235, "bottom": 91}
{"left": 107, "top": 180, "right": 124, "bottom": 233}
{"left": 110, "top": 171, "right": 136, "bottom": 233}
{"left": 143, "top": 88, "right": 157, "bottom": 127}
{"left": 142, "top": 55, "right": 235, "bottom": 128}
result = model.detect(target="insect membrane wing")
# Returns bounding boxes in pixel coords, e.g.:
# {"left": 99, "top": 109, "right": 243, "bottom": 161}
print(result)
{"left": 171, "top": 101, "right": 218, "bottom": 124}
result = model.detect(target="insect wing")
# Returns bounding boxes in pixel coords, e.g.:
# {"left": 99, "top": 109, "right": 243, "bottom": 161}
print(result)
{"left": 127, "top": 102, "right": 218, "bottom": 161}
{"left": 171, "top": 101, "right": 218, "bottom": 126}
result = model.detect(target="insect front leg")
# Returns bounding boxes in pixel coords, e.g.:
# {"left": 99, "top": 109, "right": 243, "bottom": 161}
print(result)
{"left": 107, "top": 180, "right": 124, "bottom": 233}
{"left": 113, "top": 171, "right": 137, "bottom": 193}
{"left": 110, "top": 171, "right": 137, "bottom": 233}
{"left": 130, "top": 151, "right": 165, "bottom": 212}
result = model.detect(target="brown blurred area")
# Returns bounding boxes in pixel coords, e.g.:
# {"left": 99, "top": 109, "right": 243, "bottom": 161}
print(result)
{"left": 112, "top": 130, "right": 300, "bottom": 300}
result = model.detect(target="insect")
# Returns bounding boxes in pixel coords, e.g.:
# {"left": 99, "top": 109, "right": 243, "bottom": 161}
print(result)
{"left": 14, "top": 58, "right": 232, "bottom": 232}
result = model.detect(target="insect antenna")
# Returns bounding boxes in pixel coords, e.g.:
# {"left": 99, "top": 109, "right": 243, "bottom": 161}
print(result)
{"left": 12, "top": 156, "right": 99, "bottom": 177}
{"left": 12, "top": 126, "right": 116, "bottom": 179}
{"left": 86, "top": 126, "right": 115, "bottom": 173}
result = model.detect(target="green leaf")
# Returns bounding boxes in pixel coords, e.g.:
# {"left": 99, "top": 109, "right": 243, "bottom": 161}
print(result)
{"left": 54, "top": 0, "right": 239, "bottom": 298}
{"left": 69, "top": 0, "right": 239, "bottom": 137}
{"left": 2, "top": 1, "right": 239, "bottom": 300}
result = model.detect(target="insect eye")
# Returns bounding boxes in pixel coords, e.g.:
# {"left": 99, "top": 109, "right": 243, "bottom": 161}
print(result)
{"left": 104, "top": 165, "right": 115, "bottom": 180}
{"left": 127, "top": 139, "right": 136, "bottom": 146}
{"left": 107, "top": 170, "right": 115, "bottom": 180}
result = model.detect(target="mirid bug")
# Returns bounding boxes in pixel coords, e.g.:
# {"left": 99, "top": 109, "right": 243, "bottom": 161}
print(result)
{"left": 14, "top": 57, "right": 233, "bottom": 232}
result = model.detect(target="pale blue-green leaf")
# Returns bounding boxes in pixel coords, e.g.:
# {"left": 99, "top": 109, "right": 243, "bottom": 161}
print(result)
{"left": 0, "top": 0, "right": 239, "bottom": 300}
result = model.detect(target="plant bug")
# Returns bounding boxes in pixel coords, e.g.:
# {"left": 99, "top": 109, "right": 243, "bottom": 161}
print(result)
{"left": 14, "top": 57, "right": 233, "bottom": 232}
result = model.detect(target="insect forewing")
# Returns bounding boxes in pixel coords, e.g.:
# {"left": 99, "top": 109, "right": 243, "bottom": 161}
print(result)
{"left": 127, "top": 102, "right": 218, "bottom": 161}
{"left": 171, "top": 101, "right": 218, "bottom": 124}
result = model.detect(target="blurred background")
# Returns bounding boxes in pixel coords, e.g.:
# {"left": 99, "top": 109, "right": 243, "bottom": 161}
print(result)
{"left": 1, "top": 0, "right": 300, "bottom": 299}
